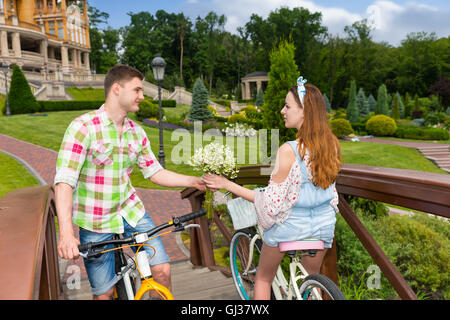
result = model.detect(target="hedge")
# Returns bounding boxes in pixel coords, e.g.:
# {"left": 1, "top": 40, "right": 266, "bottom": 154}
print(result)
{"left": 395, "top": 125, "right": 449, "bottom": 140}
{"left": 38, "top": 100, "right": 104, "bottom": 112}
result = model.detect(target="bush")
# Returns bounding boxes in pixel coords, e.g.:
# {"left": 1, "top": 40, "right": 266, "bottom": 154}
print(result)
{"left": 136, "top": 99, "right": 163, "bottom": 121}
{"left": 366, "top": 115, "right": 397, "bottom": 136}
{"left": 38, "top": 100, "right": 104, "bottom": 112}
{"left": 228, "top": 113, "right": 247, "bottom": 124}
{"left": 330, "top": 118, "right": 353, "bottom": 138}
{"left": 395, "top": 125, "right": 449, "bottom": 140}
{"left": 336, "top": 211, "right": 450, "bottom": 299}
{"left": 7, "top": 65, "right": 40, "bottom": 115}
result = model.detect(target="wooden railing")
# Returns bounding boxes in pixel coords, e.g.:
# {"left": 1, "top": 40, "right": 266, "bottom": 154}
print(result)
{"left": 181, "top": 164, "right": 450, "bottom": 300}
{"left": 0, "top": 186, "right": 62, "bottom": 300}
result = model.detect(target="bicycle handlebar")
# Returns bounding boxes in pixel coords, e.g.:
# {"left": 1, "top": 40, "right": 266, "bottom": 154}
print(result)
{"left": 78, "top": 208, "right": 207, "bottom": 253}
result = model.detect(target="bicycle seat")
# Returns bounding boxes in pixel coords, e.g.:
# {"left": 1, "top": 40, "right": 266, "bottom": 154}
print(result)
{"left": 278, "top": 239, "right": 324, "bottom": 252}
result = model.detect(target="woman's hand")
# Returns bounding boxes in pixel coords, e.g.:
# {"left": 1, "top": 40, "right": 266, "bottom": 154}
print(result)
{"left": 202, "top": 174, "right": 230, "bottom": 191}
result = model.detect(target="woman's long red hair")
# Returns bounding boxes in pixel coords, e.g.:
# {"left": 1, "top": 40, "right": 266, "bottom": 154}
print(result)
{"left": 290, "top": 84, "right": 342, "bottom": 189}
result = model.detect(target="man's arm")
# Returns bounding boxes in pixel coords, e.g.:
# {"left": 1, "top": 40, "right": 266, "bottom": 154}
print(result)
{"left": 54, "top": 182, "right": 80, "bottom": 260}
{"left": 150, "top": 169, "right": 205, "bottom": 191}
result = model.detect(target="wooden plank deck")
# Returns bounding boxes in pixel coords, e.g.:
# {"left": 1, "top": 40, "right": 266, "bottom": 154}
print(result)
{"left": 62, "top": 259, "right": 240, "bottom": 300}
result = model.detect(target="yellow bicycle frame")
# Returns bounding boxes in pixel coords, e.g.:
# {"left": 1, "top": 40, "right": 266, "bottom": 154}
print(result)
{"left": 134, "top": 278, "right": 174, "bottom": 300}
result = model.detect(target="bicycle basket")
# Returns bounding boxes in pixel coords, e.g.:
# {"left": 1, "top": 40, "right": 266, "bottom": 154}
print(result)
{"left": 227, "top": 197, "right": 258, "bottom": 230}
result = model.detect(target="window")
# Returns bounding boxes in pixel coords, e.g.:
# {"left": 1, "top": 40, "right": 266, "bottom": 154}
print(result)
{"left": 48, "top": 20, "right": 56, "bottom": 35}
{"left": 57, "top": 20, "right": 64, "bottom": 40}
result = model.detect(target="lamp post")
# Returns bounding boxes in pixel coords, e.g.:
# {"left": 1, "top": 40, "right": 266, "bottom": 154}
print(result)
{"left": 151, "top": 55, "right": 167, "bottom": 168}
{"left": 1, "top": 62, "right": 10, "bottom": 117}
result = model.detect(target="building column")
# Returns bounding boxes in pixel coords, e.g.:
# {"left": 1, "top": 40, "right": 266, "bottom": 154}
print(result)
{"left": 61, "top": 45, "right": 69, "bottom": 71}
{"left": 256, "top": 80, "right": 262, "bottom": 94}
{"left": 40, "top": 39, "right": 48, "bottom": 63}
{"left": 12, "top": 32, "right": 21, "bottom": 57}
{"left": 245, "top": 81, "right": 251, "bottom": 100}
{"left": 83, "top": 52, "right": 90, "bottom": 71}
{"left": 48, "top": 46, "right": 55, "bottom": 59}
{"left": 0, "top": 30, "right": 8, "bottom": 57}
{"left": 241, "top": 82, "right": 245, "bottom": 100}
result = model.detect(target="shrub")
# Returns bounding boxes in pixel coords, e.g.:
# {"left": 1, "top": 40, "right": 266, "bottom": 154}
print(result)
{"left": 330, "top": 118, "right": 353, "bottom": 138}
{"left": 136, "top": 99, "right": 162, "bottom": 121}
{"left": 228, "top": 113, "right": 247, "bottom": 124}
{"left": 395, "top": 125, "right": 449, "bottom": 140}
{"left": 366, "top": 115, "right": 397, "bottom": 136}
{"left": 336, "top": 211, "right": 450, "bottom": 299}
{"left": 38, "top": 100, "right": 103, "bottom": 112}
{"left": 7, "top": 65, "right": 40, "bottom": 114}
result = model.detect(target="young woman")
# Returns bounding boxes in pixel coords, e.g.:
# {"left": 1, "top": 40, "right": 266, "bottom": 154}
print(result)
{"left": 202, "top": 77, "right": 342, "bottom": 300}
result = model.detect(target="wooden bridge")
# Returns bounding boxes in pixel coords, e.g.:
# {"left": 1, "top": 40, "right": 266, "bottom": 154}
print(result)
{"left": 0, "top": 164, "right": 448, "bottom": 300}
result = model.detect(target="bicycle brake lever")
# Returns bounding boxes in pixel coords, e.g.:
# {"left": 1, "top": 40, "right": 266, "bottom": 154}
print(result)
{"left": 184, "top": 224, "right": 200, "bottom": 230}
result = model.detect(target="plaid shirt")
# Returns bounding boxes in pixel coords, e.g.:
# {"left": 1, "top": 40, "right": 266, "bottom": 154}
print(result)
{"left": 54, "top": 105, "right": 163, "bottom": 233}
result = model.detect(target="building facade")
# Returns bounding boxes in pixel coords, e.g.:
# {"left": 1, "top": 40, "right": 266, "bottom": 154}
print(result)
{"left": 0, "top": 0, "right": 90, "bottom": 76}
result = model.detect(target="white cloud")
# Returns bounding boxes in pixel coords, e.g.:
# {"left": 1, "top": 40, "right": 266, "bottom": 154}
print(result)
{"left": 181, "top": 0, "right": 450, "bottom": 45}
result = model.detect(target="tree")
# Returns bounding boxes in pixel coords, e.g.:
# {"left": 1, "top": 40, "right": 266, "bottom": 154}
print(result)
{"left": 392, "top": 94, "right": 400, "bottom": 120}
{"left": 255, "top": 88, "right": 264, "bottom": 107}
{"left": 7, "top": 65, "right": 40, "bottom": 115}
{"left": 404, "top": 92, "right": 411, "bottom": 118}
{"left": 323, "top": 93, "right": 331, "bottom": 113}
{"left": 263, "top": 40, "right": 299, "bottom": 144}
{"left": 346, "top": 80, "right": 359, "bottom": 122}
{"left": 376, "top": 84, "right": 389, "bottom": 115}
{"left": 175, "top": 13, "right": 192, "bottom": 84}
{"left": 189, "top": 78, "right": 214, "bottom": 122}
{"left": 368, "top": 94, "right": 377, "bottom": 112}
{"left": 429, "top": 76, "right": 450, "bottom": 108}
{"left": 356, "top": 88, "right": 369, "bottom": 119}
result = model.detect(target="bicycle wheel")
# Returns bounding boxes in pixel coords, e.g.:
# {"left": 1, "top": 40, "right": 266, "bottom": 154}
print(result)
{"left": 298, "top": 274, "right": 346, "bottom": 300}
{"left": 229, "top": 229, "right": 263, "bottom": 300}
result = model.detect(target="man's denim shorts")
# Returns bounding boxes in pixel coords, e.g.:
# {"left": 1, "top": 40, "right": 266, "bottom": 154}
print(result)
{"left": 79, "top": 213, "right": 171, "bottom": 296}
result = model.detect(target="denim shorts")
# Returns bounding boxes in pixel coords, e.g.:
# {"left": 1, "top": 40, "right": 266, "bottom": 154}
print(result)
{"left": 263, "top": 204, "right": 336, "bottom": 249}
{"left": 79, "top": 213, "right": 171, "bottom": 296}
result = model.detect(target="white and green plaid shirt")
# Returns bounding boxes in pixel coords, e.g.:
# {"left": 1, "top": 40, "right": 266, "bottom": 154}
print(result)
{"left": 54, "top": 105, "right": 163, "bottom": 233}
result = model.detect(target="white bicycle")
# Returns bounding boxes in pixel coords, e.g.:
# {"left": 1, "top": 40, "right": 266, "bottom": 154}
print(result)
{"left": 229, "top": 225, "right": 346, "bottom": 300}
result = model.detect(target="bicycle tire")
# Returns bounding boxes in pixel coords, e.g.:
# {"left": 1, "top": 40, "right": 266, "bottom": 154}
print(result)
{"left": 298, "top": 273, "right": 346, "bottom": 300}
{"left": 229, "top": 228, "right": 264, "bottom": 300}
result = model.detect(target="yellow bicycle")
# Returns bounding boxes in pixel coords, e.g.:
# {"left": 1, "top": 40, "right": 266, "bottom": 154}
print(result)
{"left": 78, "top": 208, "right": 206, "bottom": 300}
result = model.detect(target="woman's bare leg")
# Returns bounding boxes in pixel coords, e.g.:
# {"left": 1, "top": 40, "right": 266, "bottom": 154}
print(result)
{"left": 254, "top": 243, "right": 285, "bottom": 300}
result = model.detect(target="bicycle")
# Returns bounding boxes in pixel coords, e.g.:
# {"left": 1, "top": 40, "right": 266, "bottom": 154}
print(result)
{"left": 78, "top": 208, "right": 207, "bottom": 300}
{"left": 229, "top": 224, "right": 346, "bottom": 300}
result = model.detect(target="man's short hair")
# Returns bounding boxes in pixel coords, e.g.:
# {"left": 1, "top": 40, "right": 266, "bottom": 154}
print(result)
{"left": 104, "top": 64, "right": 144, "bottom": 98}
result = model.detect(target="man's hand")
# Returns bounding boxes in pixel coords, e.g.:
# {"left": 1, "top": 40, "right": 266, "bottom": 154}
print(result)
{"left": 58, "top": 233, "right": 80, "bottom": 261}
{"left": 191, "top": 176, "right": 206, "bottom": 191}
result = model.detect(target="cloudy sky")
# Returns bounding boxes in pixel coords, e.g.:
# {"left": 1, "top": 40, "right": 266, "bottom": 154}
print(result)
{"left": 89, "top": 0, "right": 450, "bottom": 46}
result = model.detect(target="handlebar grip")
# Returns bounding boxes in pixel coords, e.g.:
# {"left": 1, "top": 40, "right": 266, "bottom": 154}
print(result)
{"left": 78, "top": 242, "right": 91, "bottom": 252}
{"left": 176, "top": 208, "right": 207, "bottom": 223}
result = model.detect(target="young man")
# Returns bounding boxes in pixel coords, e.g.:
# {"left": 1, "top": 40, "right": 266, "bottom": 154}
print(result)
{"left": 54, "top": 64, "right": 205, "bottom": 300}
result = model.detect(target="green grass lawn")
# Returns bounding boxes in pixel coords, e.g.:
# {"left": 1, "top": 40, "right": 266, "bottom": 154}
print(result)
{"left": 66, "top": 87, "right": 105, "bottom": 101}
{"left": 0, "top": 151, "right": 40, "bottom": 198}
{"left": 0, "top": 109, "right": 447, "bottom": 193}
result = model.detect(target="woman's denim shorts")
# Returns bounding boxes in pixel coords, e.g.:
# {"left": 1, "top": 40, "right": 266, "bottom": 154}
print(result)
{"left": 79, "top": 213, "right": 170, "bottom": 296}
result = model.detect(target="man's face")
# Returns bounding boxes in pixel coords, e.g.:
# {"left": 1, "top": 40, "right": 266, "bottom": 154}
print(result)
{"left": 117, "top": 77, "right": 145, "bottom": 113}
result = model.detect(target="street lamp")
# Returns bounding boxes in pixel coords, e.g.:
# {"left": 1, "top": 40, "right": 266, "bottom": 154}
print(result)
{"left": 1, "top": 62, "right": 10, "bottom": 117}
{"left": 151, "top": 55, "right": 167, "bottom": 168}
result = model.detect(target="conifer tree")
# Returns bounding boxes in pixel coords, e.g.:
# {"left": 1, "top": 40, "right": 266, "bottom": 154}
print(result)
{"left": 356, "top": 88, "right": 369, "bottom": 118}
{"left": 189, "top": 78, "right": 214, "bottom": 122}
{"left": 376, "top": 84, "right": 389, "bottom": 115}
{"left": 323, "top": 93, "right": 331, "bottom": 113}
{"left": 8, "top": 65, "right": 40, "bottom": 115}
{"left": 392, "top": 94, "right": 400, "bottom": 120}
{"left": 368, "top": 94, "right": 376, "bottom": 112}
{"left": 255, "top": 88, "right": 264, "bottom": 107}
{"left": 346, "top": 80, "right": 359, "bottom": 122}
{"left": 263, "top": 40, "right": 299, "bottom": 144}
{"left": 404, "top": 92, "right": 411, "bottom": 118}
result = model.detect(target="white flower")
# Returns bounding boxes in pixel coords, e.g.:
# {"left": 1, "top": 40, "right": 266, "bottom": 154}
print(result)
{"left": 189, "top": 142, "right": 239, "bottom": 178}
{"left": 221, "top": 122, "right": 257, "bottom": 137}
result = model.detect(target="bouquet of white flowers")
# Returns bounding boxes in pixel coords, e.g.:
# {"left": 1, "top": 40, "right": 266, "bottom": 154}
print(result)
{"left": 190, "top": 142, "right": 239, "bottom": 218}
{"left": 222, "top": 122, "right": 257, "bottom": 137}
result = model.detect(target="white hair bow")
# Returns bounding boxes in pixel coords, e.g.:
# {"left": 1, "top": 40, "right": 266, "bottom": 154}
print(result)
{"left": 297, "top": 76, "right": 307, "bottom": 105}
